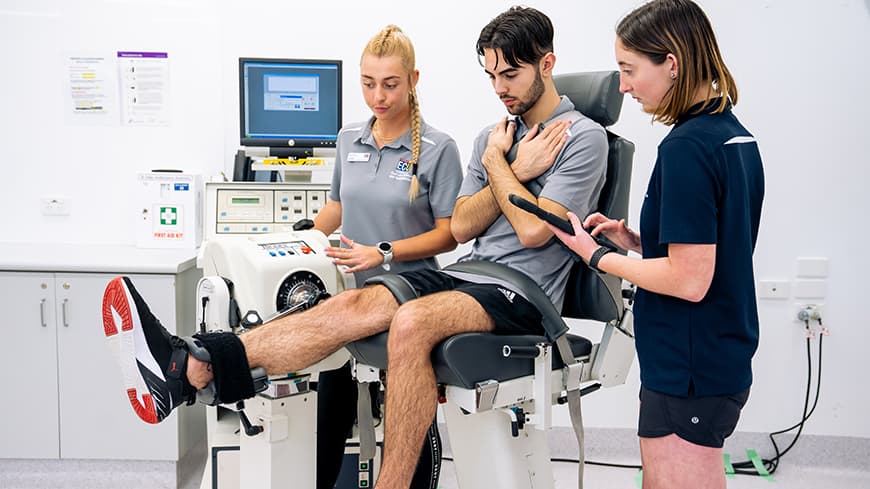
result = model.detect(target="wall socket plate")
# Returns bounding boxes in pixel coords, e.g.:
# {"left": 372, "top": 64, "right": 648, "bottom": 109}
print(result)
{"left": 793, "top": 279, "right": 826, "bottom": 299}
{"left": 796, "top": 257, "right": 829, "bottom": 278}
{"left": 41, "top": 197, "right": 71, "bottom": 216}
{"left": 757, "top": 279, "right": 790, "bottom": 299}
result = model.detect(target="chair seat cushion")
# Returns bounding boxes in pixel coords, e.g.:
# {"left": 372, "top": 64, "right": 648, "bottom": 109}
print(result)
{"left": 346, "top": 332, "right": 593, "bottom": 390}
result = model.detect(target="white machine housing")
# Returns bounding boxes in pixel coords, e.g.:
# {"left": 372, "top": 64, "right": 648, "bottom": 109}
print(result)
{"left": 196, "top": 230, "right": 356, "bottom": 489}
{"left": 197, "top": 230, "right": 353, "bottom": 319}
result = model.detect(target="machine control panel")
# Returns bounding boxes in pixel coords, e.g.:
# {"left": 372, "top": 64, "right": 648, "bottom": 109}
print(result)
{"left": 217, "top": 190, "right": 274, "bottom": 223}
{"left": 207, "top": 182, "right": 332, "bottom": 237}
{"left": 258, "top": 240, "right": 316, "bottom": 257}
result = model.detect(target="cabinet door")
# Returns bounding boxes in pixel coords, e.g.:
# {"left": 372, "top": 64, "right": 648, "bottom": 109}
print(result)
{"left": 0, "top": 272, "right": 60, "bottom": 459}
{"left": 56, "top": 273, "right": 180, "bottom": 460}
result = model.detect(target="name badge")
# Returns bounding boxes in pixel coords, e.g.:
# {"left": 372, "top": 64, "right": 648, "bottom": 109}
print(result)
{"left": 347, "top": 152, "right": 371, "bottom": 162}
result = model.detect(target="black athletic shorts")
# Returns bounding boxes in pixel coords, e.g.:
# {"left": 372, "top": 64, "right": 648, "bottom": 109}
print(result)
{"left": 394, "top": 269, "right": 544, "bottom": 335}
{"left": 638, "top": 385, "right": 750, "bottom": 448}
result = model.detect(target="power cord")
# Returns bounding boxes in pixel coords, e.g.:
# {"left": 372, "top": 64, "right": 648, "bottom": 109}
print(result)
{"left": 729, "top": 317, "right": 824, "bottom": 475}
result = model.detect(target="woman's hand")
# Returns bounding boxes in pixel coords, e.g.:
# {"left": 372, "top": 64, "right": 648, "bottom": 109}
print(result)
{"left": 547, "top": 212, "right": 600, "bottom": 262}
{"left": 583, "top": 213, "right": 642, "bottom": 254}
{"left": 324, "top": 234, "right": 385, "bottom": 273}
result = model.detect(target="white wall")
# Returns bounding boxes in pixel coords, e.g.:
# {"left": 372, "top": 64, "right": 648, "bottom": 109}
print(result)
{"left": 1, "top": 0, "right": 868, "bottom": 438}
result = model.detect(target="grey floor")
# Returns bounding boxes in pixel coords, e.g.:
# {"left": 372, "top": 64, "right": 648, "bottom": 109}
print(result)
{"left": 3, "top": 454, "right": 868, "bottom": 489}
{"left": 4, "top": 430, "right": 868, "bottom": 489}
{"left": 435, "top": 460, "right": 870, "bottom": 489}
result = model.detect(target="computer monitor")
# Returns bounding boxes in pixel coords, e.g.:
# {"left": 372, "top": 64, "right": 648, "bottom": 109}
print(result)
{"left": 239, "top": 58, "right": 342, "bottom": 154}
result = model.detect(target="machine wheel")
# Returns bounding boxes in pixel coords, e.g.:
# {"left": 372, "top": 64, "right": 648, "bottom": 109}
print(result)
{"left": 276, "top": 271, "right": 327, "bottom": 313}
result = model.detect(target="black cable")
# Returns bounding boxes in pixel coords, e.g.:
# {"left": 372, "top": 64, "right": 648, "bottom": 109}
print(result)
{"left": 771, "top": 332, "right": 823, "bottom": 465}
{"left": 555, "top": 458, "right": 641, "bottom": 469}
{"left": 731, "top": 322, "right": 823, "bottom": 475}
{"left": 443, "top": 455, "right": 641, "bottom": 470}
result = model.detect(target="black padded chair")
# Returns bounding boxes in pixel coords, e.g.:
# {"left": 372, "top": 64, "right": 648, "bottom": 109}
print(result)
{"left": 346, "top": 71, "right": 635, "bottom": 489}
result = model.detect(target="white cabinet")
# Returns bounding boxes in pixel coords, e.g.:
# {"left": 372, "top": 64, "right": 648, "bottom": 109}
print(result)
{"left": 0, "top": 272, "right": 59, "bottom": 459}
{"left": 0, "top": 269, "right": 204, "bottom": 461}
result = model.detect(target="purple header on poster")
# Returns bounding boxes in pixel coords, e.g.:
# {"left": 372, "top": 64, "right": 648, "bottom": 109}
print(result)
{"left": 117, "top": 51, "right": 168, "bottom": 59}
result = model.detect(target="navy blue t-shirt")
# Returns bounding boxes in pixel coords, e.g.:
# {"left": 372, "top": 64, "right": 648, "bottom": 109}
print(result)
{"left": 635, "top": 99, "right": 765, "bottom": 397}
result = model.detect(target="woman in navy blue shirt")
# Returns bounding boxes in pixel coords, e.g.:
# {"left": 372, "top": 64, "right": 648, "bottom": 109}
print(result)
{"left": 551, "top": 1, "right": 764, "bottom": 488}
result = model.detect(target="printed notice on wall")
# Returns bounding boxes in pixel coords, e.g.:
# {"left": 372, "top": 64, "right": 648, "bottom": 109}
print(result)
{"left": 118, "top": 51, "right": 170, "bottom": 126}
{"left": 65, "top": 53, "right": 118, "bottom": 125}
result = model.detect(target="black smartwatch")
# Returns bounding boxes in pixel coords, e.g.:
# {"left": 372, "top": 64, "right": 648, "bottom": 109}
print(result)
{"left": 588, "top": 246, "right": 613, "bottom": 274}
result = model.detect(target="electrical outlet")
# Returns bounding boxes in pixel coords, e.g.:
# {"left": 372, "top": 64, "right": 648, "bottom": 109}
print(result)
{"left": 795, "top": 303, "right": 823, "bottom": 322}
{"left": 41, "top": 197, "right": 71, "bottom": 216}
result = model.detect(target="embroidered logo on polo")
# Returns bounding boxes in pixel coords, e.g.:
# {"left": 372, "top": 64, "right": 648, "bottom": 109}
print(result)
{"left": 389, "top": 158, "right": 413, "bottom": 182}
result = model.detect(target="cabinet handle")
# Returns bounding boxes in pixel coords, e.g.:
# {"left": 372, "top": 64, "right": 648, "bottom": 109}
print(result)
{"left": 40, "top": 299, "right": 47, "bottom": 327}
{"left": 62, "top": 298, "right": 70, "bottom": 327}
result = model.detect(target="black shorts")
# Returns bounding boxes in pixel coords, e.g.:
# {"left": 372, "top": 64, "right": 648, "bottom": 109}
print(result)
{"left": 395, "top": 269, "right": 544, "bottom": 335}
{"left": 638, "top": 385, "right": 750, "bottom": 448}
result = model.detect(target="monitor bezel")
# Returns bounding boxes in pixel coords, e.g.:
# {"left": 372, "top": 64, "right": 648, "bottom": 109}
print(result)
{"left": 238, "top": 57, "right": 343, "bottom": 149}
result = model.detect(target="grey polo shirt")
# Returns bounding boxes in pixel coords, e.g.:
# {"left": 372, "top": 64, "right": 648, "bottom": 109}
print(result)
{"left": 453, "top": 96, "right": 608, "bottom": 310}
{"left": 330, "top": 117, "right": 463, "bottom": 285}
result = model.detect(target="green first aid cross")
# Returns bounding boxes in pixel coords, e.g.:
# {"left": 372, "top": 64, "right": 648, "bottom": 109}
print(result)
{"left": 160, "top": 207, "right": 178, "bottom": 225}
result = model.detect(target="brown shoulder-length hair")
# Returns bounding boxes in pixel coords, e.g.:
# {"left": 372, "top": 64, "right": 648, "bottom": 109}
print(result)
{"left": 617, "top": 0, "right": 737, "bottom": 125}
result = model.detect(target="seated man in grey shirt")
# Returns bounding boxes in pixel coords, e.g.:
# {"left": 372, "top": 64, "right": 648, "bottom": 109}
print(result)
{"left": 102, "top": 6, "right": 606, "bottom": 489}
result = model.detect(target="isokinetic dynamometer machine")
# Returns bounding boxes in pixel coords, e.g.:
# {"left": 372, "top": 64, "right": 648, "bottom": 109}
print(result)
{"left": 195, "top": 228, "right": 368, "bottom": 489}
{"left": 194, "top": 70, "right": 635, "bottom": 489}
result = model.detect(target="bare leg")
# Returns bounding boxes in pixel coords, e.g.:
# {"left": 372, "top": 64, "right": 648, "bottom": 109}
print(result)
{"left": 374, "top": 291, "right": 494, "bottom": 489}
{"left": 187, "top": 285, "right": 399, "bottom": 389}
{"left": 640, "top": 434, "right": 726, "bottom": 489}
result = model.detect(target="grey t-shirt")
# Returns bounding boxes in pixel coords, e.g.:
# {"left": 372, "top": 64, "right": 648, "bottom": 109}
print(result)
{"left": 330, "top": 117, "right": 463, "bottom": 284}
{"left": 453, "top": 96, "right": 608, "bottom": 310}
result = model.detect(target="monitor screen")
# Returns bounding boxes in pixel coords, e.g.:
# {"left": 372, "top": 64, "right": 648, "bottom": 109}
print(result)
{"left": 239, "top": 58, "right": 342, "bottom": 149}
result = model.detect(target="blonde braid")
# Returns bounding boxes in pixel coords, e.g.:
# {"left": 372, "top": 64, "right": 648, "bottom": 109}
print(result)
{"left": 407, "top": 88, "right": 422, "bottom": 202}
{"left": 362, "top": 24, "right": 422, "bottom": 202}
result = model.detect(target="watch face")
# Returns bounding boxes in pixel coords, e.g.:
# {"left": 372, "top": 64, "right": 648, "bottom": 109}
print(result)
{"left": 378, "top": 242, "right": 392, "bottom": 253}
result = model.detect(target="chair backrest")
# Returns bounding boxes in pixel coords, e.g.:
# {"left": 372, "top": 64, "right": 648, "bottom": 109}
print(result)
{"left": 553, "top": 71, "right": 635, "bottom": 323}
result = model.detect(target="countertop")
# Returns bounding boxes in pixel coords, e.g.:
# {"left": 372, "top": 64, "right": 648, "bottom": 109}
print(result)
{"left": 0, "top": 242, "right": 198, "bottom": 274}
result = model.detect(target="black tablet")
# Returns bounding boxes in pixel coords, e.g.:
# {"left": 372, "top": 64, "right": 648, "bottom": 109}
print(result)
{"left": 508, "top": 194, "right": 575, "bottom": 235}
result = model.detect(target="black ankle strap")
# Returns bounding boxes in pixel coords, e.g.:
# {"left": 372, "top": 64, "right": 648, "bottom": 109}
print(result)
{"left": 193, "top": 332, "right": 256, "bottom": 404}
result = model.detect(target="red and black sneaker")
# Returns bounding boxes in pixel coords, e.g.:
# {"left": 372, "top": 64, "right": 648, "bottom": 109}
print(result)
{"left": 102, "top": 276, "right": 196, "bottom": 424}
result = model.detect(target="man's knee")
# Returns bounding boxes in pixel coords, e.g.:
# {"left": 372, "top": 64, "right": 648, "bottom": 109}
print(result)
{"left": 388, "top": 301, "right": 437, "bottom": 351}
{"left": 328, "top": 285, "right": 390, "bottom": 310}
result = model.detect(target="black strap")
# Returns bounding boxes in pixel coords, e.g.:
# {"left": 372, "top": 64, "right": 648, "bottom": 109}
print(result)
{"left": 588, "top": 246, "right": 614, "bottom": 274}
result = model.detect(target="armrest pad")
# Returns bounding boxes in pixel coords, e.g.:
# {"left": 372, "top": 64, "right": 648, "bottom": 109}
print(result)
{"left": 363, "top": 274, "right": 419, "bottom": 304}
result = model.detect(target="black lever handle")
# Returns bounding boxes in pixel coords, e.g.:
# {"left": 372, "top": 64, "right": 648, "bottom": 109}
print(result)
{"left": 236, "top": 401, "right": 263, "bottom": 436}
{"left": 502, "top": 344, "right": 542, "bottom": 358}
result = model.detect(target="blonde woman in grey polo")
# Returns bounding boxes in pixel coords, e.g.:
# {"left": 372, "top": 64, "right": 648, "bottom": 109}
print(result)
{"left": 313, "top": 31, "right": 462, "bottom": 286}
{"left": 310, "top": 25, "right": 462, "bottom": 489}
{"left": 318, "top": 118, "right": 462, "bottom": 284}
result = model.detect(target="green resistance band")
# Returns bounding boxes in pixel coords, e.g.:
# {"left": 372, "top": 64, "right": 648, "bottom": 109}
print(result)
{"left": 747, "top": 448, "right": 774, "bottom": 481}
{"left": 723, "top": 452, "right": 735, "bottom": 478}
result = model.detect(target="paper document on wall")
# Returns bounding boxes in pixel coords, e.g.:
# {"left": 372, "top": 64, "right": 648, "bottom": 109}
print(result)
{"left": 64, "top": 53, "right": 118, "bottom": 125}
{"left": 118, "top": 51, "right": 170, "bottom": 126}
